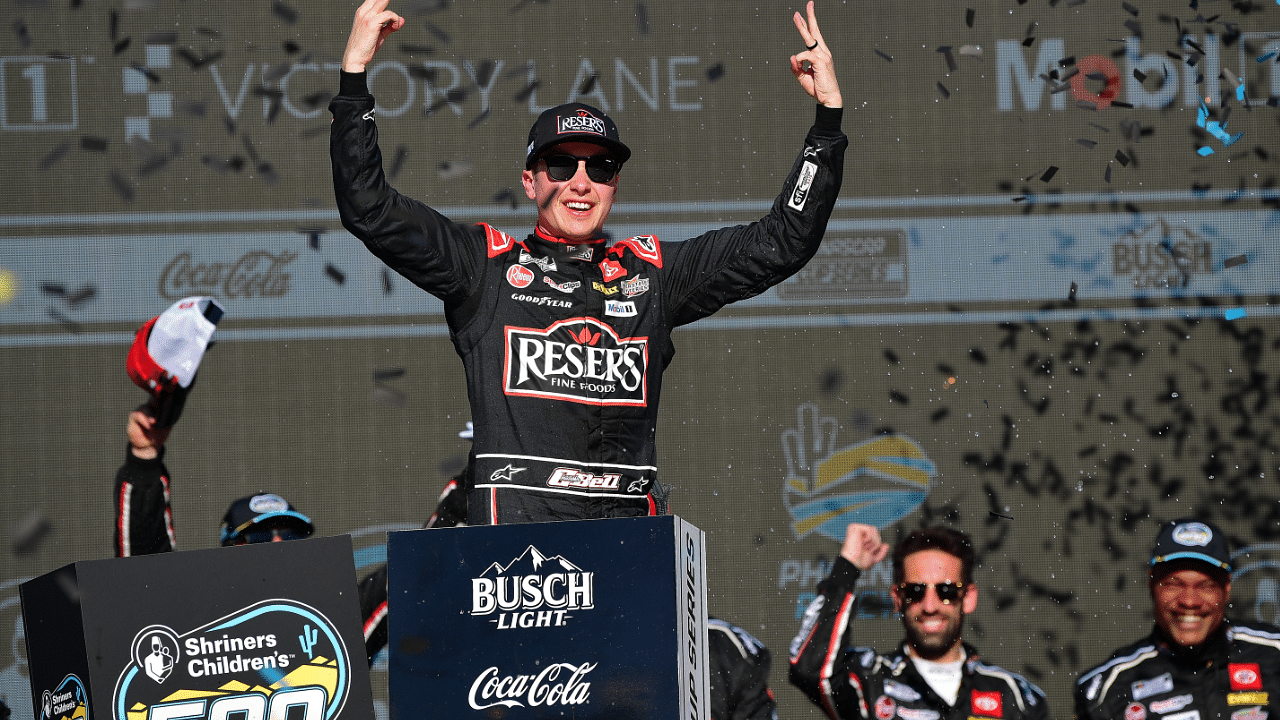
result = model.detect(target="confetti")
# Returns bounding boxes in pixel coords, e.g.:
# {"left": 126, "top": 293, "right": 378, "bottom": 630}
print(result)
{"left": 1104, "top": 165, "right": 1112, "bottom": 182}
{"left": 578, "top": 74, "right": 598, "bottom": 95}
{"left": 271, "top": 1, "right": 298, "bottom": 23}
{"left": 399, "top": 44, "right": 435, "bottom": 55}
{"left": 374, "top": 367, "right": 406, "bottom": 382}
{"left": 965, "top": 8, "right": 975, "bottom": 27}
{"left": 382, "top": 269, "right": 393, "bottom": 294}
{"left": 38, "top": 142, "right": 72, "bottom": 170}
{"left": 874, "top": 49, "right": 894, "bottom": 62}
{"left": 1257, "top": 52, "right": 1277, "bottom": 63}
{"left": 1040, "top": 166, "right": 1059, "bottom": 182}
{"left": 936, "top": 81, "right": 951, "bottom": 99}
{"left": 66, "top": 285, "right": 96, "bottom": 307}
{"left": 1069, "top": 282, "right": 1078, "bottom": 301}
{"left": 706, "top": 63, "right": 725, "bottom": 81}
{"left": 176, "top": 47, "right": 224, "bottom": 70}
{"left": 1133, "top": 68, "right": 1147, "bottom": 82}
{"left": 425, "top": 22, "right": 451, "bottom": 43}
{"left": 1197, "top": 146, "right": 1215, "bottom": 156}
{"left": 937, "top": 46, "right": 957, "bottom": 72}
{"left": 513, "top": 81, "right": 539, "bottom": 101}
{"left": 388, "top": 146, "right": 408, "bottom": 179}
{"left": 1122, "top": 1, "right": 1139, "bottom": 14}
{"left": 109, "top": 171, "right": 135, "bottom": 202}
{"left": 1115, "top": 150, "right": 1130, "bottom": 166}
{"left": 1224, "top": 254, "right": 1248, "bottom": 268}
{"left": 1225, "top": 308, "right": 1246, "bottom": 321}
{"left": 989, "top": 511, "right": 1014, "bottom": 520}
{"left": 41, "top": 283, "right": 67, "bottom": 297}
{"left": 438, "top": 160, "right": 474, "bottom": 181}
{"left": 467, "top": 108, "right": 491, "bottom": 129}
{"left": 1076, "top": 138, "right": 1097, "bottom": 149}
{"left": 113, "top": 37, "right": 131, "bottom": 54}
{"left": 12, "top": 19, "right": 31, "bottom": 47}
{"left": 1022, "top": 37, "right": 1036, "bottom": 47}
{"left": 1087, "top": 122, "right": 1110, "bottom": 132}
{"left": 635, "top": 3, "right": 650, "bottom": 34}
{"left": 324, "top": 264, "right": 346, "bottom": 285}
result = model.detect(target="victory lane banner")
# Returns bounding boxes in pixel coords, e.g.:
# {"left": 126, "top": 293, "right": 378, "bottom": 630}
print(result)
{"left": 388, "top": 515, "right": 708, "bottom": 720}
{"left": 20, "top": 536, "right": 374, "bottom": 720}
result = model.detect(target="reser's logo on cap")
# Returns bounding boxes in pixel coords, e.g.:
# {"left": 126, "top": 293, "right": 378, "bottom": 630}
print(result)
{"left": 470, "top": 545, "right": 594, "bottom": 630}
{"left": 558, "top": 111, "right": 605, "bottom": 136}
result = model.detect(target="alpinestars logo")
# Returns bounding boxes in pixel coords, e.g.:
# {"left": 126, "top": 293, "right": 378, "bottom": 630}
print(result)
{"left": 112, "top": 600, "right": 351, "bottom": 720}
{"left": 471, "top": 545, "right": 594, "bottom": 629}
{"left": 503, "top": 318, "right": 648, "bottom": 406}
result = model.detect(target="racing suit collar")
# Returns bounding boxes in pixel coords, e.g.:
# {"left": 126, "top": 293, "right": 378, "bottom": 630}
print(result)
{"left": 527, "top": 230, "right": 602, "bottom": 261}
{"left": 1153, "top": 618, "right": 1230, "bottom": 667}
{"left": 534, "top": 225, "right": 607, "bottom": 247}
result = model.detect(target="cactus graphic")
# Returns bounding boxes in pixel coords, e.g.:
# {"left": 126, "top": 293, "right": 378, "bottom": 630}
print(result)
{"left": 299, "top": 624, "right": 319, "bottom": 659}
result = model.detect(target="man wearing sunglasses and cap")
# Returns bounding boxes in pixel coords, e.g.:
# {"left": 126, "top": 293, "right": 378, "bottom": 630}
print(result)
{"left": 331, "top": 0, "right": 846, "bottom": 524}
{"left": 1076, "top": 519, "right": 1280, "bottom": 720}
{"left": 790, "top": 523, "right": 1049, "bottom": 720}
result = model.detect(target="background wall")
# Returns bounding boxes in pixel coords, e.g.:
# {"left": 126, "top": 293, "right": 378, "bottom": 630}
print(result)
{"left": 3, "top": 0, "right": 1280, "bottom": 718}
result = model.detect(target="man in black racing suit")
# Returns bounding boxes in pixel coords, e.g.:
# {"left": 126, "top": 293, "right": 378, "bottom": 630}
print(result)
{"left": 790, "top": 523, "right": 1050, "bottom": 720}
{"left": 1075, "top": 519, "right": 1280, "bottom": 720}
{"left": 331, "top": 0, "right": 848, "bottom": 524}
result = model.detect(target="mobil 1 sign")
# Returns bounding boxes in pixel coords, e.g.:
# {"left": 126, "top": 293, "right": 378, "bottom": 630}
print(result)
{"left": 388, "top": 516, "right": 708, "bottom": 720}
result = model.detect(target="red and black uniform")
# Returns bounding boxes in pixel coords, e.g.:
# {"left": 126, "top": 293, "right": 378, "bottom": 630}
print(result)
{"left": 709, "top": 618, "right": 779, "bottom": 720}
{"left": 330, "top": 71, "right": 846, "bottom": 524}
{"left": 789, "top": 557, "right": 1050, "bottom": 720}
{"left": 113, "top": 447, "right": 176, "bottom": 557}
{"left": 1075, "top": 622, "right": 1280, "bottom": 720}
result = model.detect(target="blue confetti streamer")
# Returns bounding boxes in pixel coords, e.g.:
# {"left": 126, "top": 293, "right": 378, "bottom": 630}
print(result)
{"left": 1197, "top": 146, "right": 1215, "bottom": 156}
{"left": 1258, "top": 52, "right": 1277, "bottom": 63}
{"left": 1225, "top": 308, "right": 1246, "bottom": 321}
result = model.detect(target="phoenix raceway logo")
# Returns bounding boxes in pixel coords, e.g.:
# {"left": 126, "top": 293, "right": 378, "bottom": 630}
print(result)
{"left": 471, "top": 545, "right": 594, "bottom": 630}
{"left": 503, "top": 318, "right": 648, "bottom": 407}
{"left": 40, "top": 675, "right": 87, "bottom": 720}
{"left": 112, "top": 600, "right": 351, "bottom": 720}
{"left": 781, "top": 403, "right": 936, "bottom": 541}
{"left": 1230, "top": 544, "right": 1280, "bottom": 625}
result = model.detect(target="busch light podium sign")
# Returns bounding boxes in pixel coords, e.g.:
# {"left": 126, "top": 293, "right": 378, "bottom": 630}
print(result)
{"left": 20, "top": 536, "right": 374, "bottom": 720}
{"left": 388, "top": 515, "right": 709, "bottom": 720}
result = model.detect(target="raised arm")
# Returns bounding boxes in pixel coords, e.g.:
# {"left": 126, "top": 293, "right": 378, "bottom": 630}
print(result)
{"left": 790, "top": 1, "right": 842, "bottom": 108}
{"left": 342, "top": 0, "right": 405, "bottom": 73}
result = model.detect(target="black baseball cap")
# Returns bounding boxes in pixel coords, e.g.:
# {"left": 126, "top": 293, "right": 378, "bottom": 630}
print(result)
{"left": 1150, "top": 518, "right": 1232, "bottom": 573}
{"left": 525, "top": 103, "right": 631, "bottom": 169}
{"left": 220, "top": 493, "right": 314, "bottom": 546}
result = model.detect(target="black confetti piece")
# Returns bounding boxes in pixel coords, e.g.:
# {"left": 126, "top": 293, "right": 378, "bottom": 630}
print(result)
{"left": 129, "top": 62, "right": 161, "bottom": 83}
{"left": 110, "top": 9, "right": 119, "bottom": 39}
{"left": 965, "top": 7, "right": 975, "bottom": 27}
{"left": 1012, "top": 196, "right": 1027, "bottom": 202}
{"left": 1123, "top": 1, "right": 1139, "bottom": 14}
{"left": 578, "top": 74, "right": 598, "bottom": 95}
{"left": 1040, "top": 166, "right": 1059, "bottom": 182}
{"left": 1133, "top": 68, "right": 1147, "bottom": 82}
{"left": 1111, "top": 100, "right": 1133, "bottom": 108}
{"left": 12, "top": 510, "right": 51, "bottom": 554}
{"left": 936, "top": 81, "right": 951, "bottom": 99}
{"left": 1124, "top": 19, "right": 1141, "bottom": 36}
{"left": 113, "top": 37, "right": 131, "bottom": 55}
{"left": 399, "top": 44, "right": 435, "bottom": 55}
{"left": 176, "top": 47, "right": 223, "bottom": 70}
{"left": 1104, "top": 164, "right": 1112, "bottom": 182}
{"left": 1069, "top": 282, "right": 1078, "bottom": 301}
{"left": 492, "top": 188, "right": 518, "bottom": 209}
{"left": 48, "top": 308, "right": 82, "bottom": 333}
{"left": 1224, "top": 254, "right": 1247, "bottom": 268}
{"left": 1022, "top": 37, "right": 1035, "bottom": 47}
{"left": 66, "top": 285, "right": 96, "bottom": 307}
{"left": 40, "top": 283, "right": 66, "bottom": 297}
{"left": 374, "top": 367, "right": 406, "bottom": 382}
{"left": 874, "top": 49, "right": 893, "bottom": 62}
{"left": 425, "top": 22, "right": 450, "bottom": 43}
{"left": 39, "top": 142, "right": 71, "bottom": 170}
{"left": 989, "top": 511, "right": 1014, "bottom": 520}
{"left": 1088, "top": 122, "right": 1110, "bottom": 132}
{"left": 271, "top": 1, "right": 298, "bottom": 23}
{"left": 13, "top": 19, "right": 31, "bottom": 47}
{"left": 1115, "top": 150, "right": 1130, "bottom": 166}
{"left": 283, "top": 40, "right": 300, "bottom": 54}
{"left": 325, "top": 264, "right": 346, "bottom": 285}
{"left": 467, "top": 108, "right": 490, "bottom": 129}
{"left": 388, "top": 146, "right": 408, "bottom": 180}
{"left": 382, "top": 268, "right": 393, "bottom": 294}
{"left": 706, "top": 63, "right": 725, "bottom": 81}
{"left": 513, "top": 81, "right": 540, "bottom": 101}
{"left": 636, "top": 3, "right": 650, "bottom": 34}
{"left": 937, "top": 46, "right": 957, "bottom": 73}
{"left": 109, "top": 171, "right": 134, "bottom": 202}
{"left": 1077, "top": 138, "right": 1097, "bottom": 148}
{"left": 145, "top": 31, "right": 176, "bottom": 44}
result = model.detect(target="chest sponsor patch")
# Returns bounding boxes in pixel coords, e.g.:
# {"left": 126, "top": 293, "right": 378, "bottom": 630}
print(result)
{"left": 1127, "top": 704, "right": 1148, "bottom": 720}
{"left": 605, "top": 300, "right": 637, "bottom": 317}
{"left": 1150, "top": 695, "right": 1194, "bottom": 714}
{"left": 787, "top": 159, "right": 819, "bottom": 211}
{"left": 504, "top": 318, "right": 648, "bottom": 406}
{"left": 875, "top": 696, "right": 896, "bottom": 720}
{"left": 506, "top": 264, "right": 534, "bottom": 289}
{"left": 1230, "top": 694, "right": 1269, "bottom": 707}
{"left": 620, "top": 275, "right": 650, "bottom": 297}
{"left": 544, "top": 276, "right": 580, "bottom": 294}
{"left": 897, "top": 708, "right": 939, "bottom": 720}
{"left": 1233, "top": 708, "right": 1268, "bottom": 720}
{"left": 1133, "top": 674, "right": 1175, "bottom": 701}
{"left": 1231, "top": 664, "right": 1263, "bottom": 691}
{"left": 519, "top": 250, "right": 556, "bottom": 273}
{"left": 592, "top": 281, "right": 619, "bottom": 296}
{"left": 600, "top": 258, "right": 627, "bottom": 281}
{"left": 511, "top": 292, "right": 573, "bottom": 309}
{"left": 971, "top": 690, "right": 1002, "bottom": 718}
{"left": 883, "top": 680, "right": 921, "bottom": 702}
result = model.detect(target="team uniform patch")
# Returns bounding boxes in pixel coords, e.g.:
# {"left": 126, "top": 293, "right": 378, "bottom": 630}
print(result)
{"left": 971, "top": 690, "right": 1002, "bottom": 718}
{"left": 506, "top": 265, "right": 534, "bottom": 289}
{"left": 1127, "top": 704, "right": 1148, "bottom": 720}
{"left": 1133, "top": 674, "right": 1175, "bottom": 701}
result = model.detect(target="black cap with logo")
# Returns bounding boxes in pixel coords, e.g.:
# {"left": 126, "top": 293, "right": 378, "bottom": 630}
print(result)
{"left": 1150, "top": 518, "right": 1232, "bottom": 572}
{"left": 220, "top": 492, "right": 315, "bottom": 546}
{"left": 525, "top": 102, "right": 631, "bottom": 169}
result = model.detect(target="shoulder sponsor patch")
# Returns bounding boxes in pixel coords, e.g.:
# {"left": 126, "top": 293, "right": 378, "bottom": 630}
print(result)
{"left": 883, "top": 680, "right": 921, "bottom": 702}
{"left": 1230, "top": 664, "right": 1263, "bottom": 691}
{"left": 1133, "top": 674, "right": 1175, "bottom": 701}
{"left": 620, "top": 275, "right": 650, "bottom": 297}
{"left": 1149, "top": 695, "right": 1194, "bottom": 714}
{"left": 787, "top": 160, "right": 819, "bottom": 211}
{"left": 605, "top": 300, "right": 636, "bottom": 317}
{"left": 897, "top": 708, "right": 939, "bottom": 720}
{"left": 1085, "top": 674, "right": 1104, "bottom": 701}
{"left": 1127, "top": 704, "right": 1148, "bottom": 720}
{"left": 614, "top": 235, "right": 663, "bottom": 268}
{"left": 600, "top": 258, "right": 627, "bottom": 281}
{"left": 1233, "top": 708, "right": 1268, "bottom": 720}
{"left": 1230, "top": 694, "right": 1269, "bottom": 707}
{"left": 506, "top": 264, "right": 534, "bottom": 289}
{"left": 971, "top": 690, "right": 1002, "bottom": 718}
{"left": 478, "top": 223, "right": 516, "bottom": 257}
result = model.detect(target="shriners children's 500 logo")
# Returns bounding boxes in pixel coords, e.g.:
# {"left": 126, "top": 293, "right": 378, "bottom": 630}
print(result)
{"left": 112, "top": 599, "right": 351, "bottom": 720}
{"left": 40, "top": 674, "right": 87, "bottom": 720}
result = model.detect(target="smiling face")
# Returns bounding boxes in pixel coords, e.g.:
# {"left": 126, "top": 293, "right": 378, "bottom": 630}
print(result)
{"left": 522, "top": 141, "right": 618, "bottom": 243}
{"left": 1150, "top": 561, "right": 1231, "bottom": 648}
{"left": 891, "top": 549, "right": 978, "bottom": 662}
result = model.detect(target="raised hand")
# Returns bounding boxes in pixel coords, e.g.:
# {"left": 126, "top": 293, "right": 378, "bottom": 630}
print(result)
{"left": 841, "top": 523, "right": 889, "bottom": 570}
{"left": 789, "top": 1, "right": 842, "bottom": 108}
{"left": 343, "top": 0, "right": 406, "bottom": 73}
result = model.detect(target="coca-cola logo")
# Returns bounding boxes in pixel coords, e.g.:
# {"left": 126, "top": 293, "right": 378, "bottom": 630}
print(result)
{"left": 503, "top": 318, "right": 648, "bottom": 407}
{"left": 159, "top": 250, "right": 295, "bottom": 300}
{"left": 467, "top": 662, "right": 596, "bottom": 710}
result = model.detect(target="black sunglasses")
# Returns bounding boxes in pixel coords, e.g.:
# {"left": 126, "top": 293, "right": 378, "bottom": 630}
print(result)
{"left": 542, "top": 154, "right": 621, "bottom": 183}
{"left": 238, "top": 526, "right": 310, "bottom": 544}
{"left": 896, "top": 582, "right": 967, "bottom": 605}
